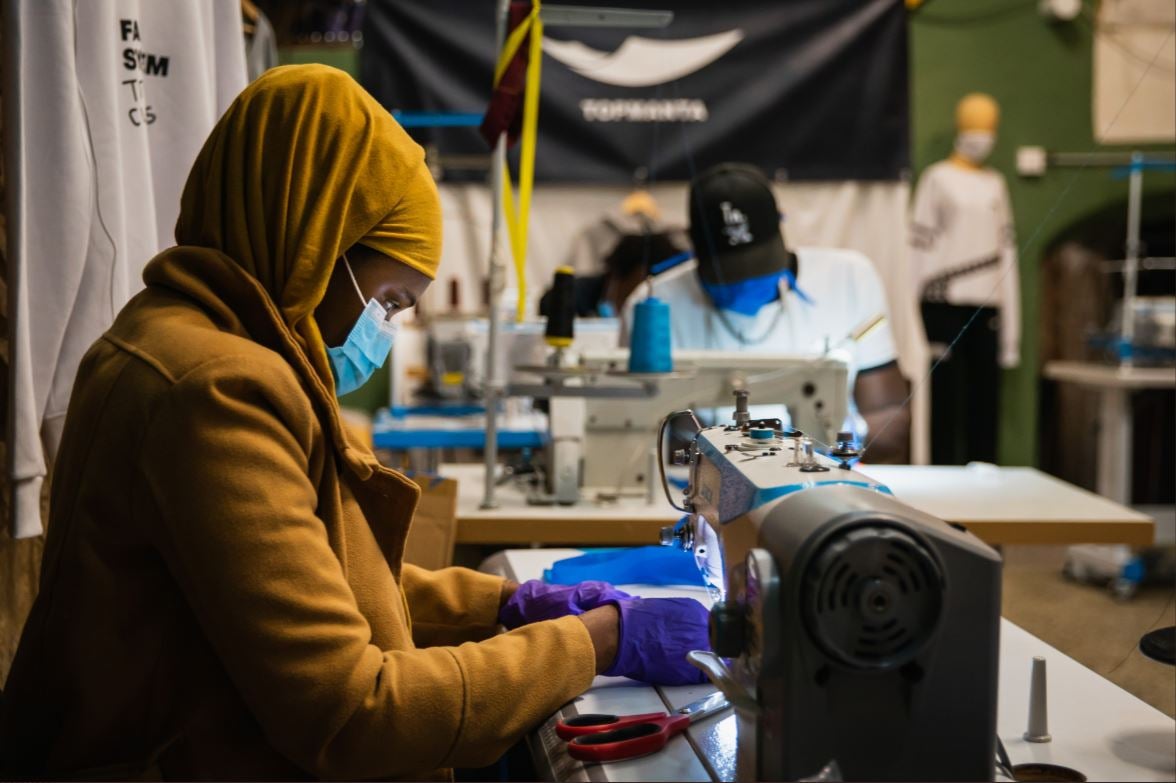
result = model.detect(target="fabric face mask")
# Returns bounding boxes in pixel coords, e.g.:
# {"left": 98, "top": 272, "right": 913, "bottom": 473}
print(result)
{"left": 700, "top": 268, "right": 810, "bottom": 317}
{"left": 954, "top": 131, "right": 995, "bottom": 164}
{"left": 326, "top": 255, "right": 398, "bottom": 397}
{"left": 700, "top": 270, "right": 785, "bottom": 316}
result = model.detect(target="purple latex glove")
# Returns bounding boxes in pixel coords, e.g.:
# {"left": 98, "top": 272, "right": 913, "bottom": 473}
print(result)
{"left": 603, "top": 597, "right": 710, "bottom": 685}
{"left": 498, "top": 579, "right": 633, "bottom": 629}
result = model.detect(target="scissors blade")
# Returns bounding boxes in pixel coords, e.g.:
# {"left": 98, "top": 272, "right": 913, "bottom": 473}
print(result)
{"left": 675, "top": 691, "right": 732, "bottom": 723}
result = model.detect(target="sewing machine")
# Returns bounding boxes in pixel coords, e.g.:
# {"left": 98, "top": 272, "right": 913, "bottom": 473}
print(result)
{"left": 578, "top": 350, "right": 850, "bottom": 497}
{"left": 400, "top": 322, "right": 853, "bottom": 510}
{"left": 497, "top": 348, "right": 850, "bottom": 506}
{"left": 660, "top": 391, "right": 1003, "bottom": 781}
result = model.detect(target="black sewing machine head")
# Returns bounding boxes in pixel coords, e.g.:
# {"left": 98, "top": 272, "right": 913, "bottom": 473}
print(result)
{"left": 659, "top": 393, "right": 1003, "bottom": 781}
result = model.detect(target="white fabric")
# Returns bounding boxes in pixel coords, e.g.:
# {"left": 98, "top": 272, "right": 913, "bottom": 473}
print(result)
{"left": 430, "top": 180, "right": 928, "bottom": 462}
{"left": 4, "top": 0, "right": 246, "bottom": 538}
{"left": 245, "top": 7, "right": 279, "bottom": 82}
{"left": 909, "top": 160, "right": 1021, "bottom": 369}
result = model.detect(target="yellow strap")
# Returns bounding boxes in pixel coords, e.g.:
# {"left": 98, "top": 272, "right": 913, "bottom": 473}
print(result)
{"left": 493, "top": 5, "right": 538, "bottom": 86}
{"left": 498, "top": 1, "right": 543, "bottom": 322}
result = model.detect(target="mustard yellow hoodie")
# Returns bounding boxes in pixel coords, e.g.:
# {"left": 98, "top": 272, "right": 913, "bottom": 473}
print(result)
{"left": 0, "top": 65, "right": 595, "bottom": 780}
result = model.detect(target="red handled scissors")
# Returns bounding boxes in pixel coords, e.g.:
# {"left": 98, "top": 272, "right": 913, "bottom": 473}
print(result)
{"left": 555, "top": 692, "right": 731, "bottom": 763}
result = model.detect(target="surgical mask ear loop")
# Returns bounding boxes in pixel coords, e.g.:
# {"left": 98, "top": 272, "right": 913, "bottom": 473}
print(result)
{"left": 341, "top": 253, "right": 366, "bottom": 306}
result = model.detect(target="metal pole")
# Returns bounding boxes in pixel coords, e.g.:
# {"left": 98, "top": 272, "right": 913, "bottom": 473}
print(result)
{"left": 481, "top": 0, "right": 511, "bottom": 509}
{"left": 1121, "top": 151, "right": 1143, "bottom": 367}
{"left": 479, "top": 2, "right": 672, "bottom": 509}
{"left": 482, "top": 135, "right": 506, "bottom": 509}
{"left": 1047, "top": 151, "right": 1175, "bottom": 168}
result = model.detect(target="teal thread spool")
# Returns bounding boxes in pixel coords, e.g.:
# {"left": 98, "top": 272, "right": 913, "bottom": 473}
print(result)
{"left": 629, "top": 296, "right": 673, "bottom": 373}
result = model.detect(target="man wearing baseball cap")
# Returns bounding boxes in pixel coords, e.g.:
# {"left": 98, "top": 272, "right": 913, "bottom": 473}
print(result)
{"left": 622, "top": 162, "right": 910, "bottom": 463}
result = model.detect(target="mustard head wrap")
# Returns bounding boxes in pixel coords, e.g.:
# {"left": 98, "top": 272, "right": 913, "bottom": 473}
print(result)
{"left": 175, "top": 63, "right": 441, "bottom": 326}
{"left": 148, "top": 65, "right": 440, "bottom": 475}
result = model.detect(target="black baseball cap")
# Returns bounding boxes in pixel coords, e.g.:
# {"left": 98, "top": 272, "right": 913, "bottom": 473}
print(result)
{"left": 688, "top": 163, "right": 788, "bottom": 286}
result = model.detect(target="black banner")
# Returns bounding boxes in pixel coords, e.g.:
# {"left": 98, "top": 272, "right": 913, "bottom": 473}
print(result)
{"left": 360, "top": 1, "right": 909, "bottom": 183}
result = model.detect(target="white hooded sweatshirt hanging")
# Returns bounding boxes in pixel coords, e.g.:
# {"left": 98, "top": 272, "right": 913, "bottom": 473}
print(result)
{"left": 4, "top": 0, "right": 247, "bottom": 538}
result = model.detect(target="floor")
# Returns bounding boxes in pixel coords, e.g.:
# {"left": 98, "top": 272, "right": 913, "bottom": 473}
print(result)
{"left": 1001, "top": 544, "right": 1176, "bottom": 719}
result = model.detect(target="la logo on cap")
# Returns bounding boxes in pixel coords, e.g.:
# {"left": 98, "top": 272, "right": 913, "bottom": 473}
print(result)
{"left": 720, "top": 201, "right": 753, "bottom": 247}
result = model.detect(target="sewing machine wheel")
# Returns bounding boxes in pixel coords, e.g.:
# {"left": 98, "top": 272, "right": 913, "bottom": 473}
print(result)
{"left": 801, "top": 524, "right": 944, "bottom": 670}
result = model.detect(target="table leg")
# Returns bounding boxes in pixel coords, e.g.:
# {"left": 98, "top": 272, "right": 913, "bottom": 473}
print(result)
{"left": 1096, "top": 388, "right": 1132, "bottom": 504}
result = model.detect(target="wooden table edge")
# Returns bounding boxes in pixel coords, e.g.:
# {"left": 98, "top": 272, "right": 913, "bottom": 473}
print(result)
{"left": 454, "top": 517, "right": 1155, "bottom": 547}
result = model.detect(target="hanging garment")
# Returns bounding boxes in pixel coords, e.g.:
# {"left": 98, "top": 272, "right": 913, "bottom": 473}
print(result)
{"left": 909, "top": 160, "right": 1020, "bottom": 369}
{"left": 4, "top": 0, "right": 247, "bottom": 538}
{"left": 244, "top": 3, "right": 279, "bottom": 81}
{"left": 561, "top": 209, "right": 690, "bottom": 277}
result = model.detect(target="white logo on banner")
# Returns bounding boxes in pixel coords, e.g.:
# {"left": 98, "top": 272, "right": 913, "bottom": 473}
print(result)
{"left": 720, "top": 201, "right": 753, "bottom": 246}
{"left": 578, "top": 99, "right": 708, "bottom": 122}
{"left": 542, "top": 29, "right": 744, "bottom": 88}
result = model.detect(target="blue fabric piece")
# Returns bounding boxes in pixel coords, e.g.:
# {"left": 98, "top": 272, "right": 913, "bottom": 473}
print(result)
{"left": 544, "top": 546, "right": 707, "bottom": 587}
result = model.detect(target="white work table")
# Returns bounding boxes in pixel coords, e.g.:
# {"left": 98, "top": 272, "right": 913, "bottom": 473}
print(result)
{"left": 1042, "top": 360, "right": 1176, "bottom": 504}
{"left": 492, "top": 548, "right": 1176, "bottom": 782}
{"left": 444, "top": 462, "right": 1154, "bottom": 547}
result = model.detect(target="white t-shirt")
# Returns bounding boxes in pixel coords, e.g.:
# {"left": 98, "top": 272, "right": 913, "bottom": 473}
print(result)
{"left": 909, "top": 160, "right": 1020, "bottom": 367}
{"left": 623, "top": 247, "right": 898, "bottom": 374}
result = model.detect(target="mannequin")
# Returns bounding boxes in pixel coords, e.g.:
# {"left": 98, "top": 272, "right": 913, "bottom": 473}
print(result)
{"left": 910, "top": 92, "right": 1019, "bottom": 464}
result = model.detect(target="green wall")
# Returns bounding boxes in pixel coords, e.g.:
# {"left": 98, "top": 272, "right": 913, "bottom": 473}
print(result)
{"left": 278, "top": 44, "right": 359, "bottom": 76}
{"left": 909, "top": 0, "right": 1175, "bottom": 466}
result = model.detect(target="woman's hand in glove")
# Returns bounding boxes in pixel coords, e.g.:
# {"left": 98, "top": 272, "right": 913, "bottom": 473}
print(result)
{"left": 602, "top": 597, "right": 711, "bottom": 685}
{"left": 498, "top": 579, "right": 633, "bottom": 629}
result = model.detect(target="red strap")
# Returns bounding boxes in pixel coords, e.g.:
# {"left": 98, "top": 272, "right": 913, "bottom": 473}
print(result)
{"left": 478, "top": 1, "right": 534, "bottom": 148}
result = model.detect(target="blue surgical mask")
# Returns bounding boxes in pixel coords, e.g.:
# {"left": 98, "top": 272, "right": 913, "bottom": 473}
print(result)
{"left": 326, "top": 255, "right": 398, "bottom": 397}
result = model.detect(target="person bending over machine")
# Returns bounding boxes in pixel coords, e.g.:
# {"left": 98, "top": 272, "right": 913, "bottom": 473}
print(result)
{"left": 622, "top": 163, "right": 911, "bottom": 463}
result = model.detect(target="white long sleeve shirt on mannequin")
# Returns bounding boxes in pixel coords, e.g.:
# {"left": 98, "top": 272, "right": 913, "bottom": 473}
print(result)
{"left": 909, "top": 160, "right": 1020, "bottom": 368}
{"left": 3, "top": 0, "right": 246, "bottom": 538}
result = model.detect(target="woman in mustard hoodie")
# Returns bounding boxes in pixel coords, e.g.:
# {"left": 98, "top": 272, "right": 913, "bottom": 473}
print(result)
{"left": 0, "top": 65, "right": 708, "bottom": 780}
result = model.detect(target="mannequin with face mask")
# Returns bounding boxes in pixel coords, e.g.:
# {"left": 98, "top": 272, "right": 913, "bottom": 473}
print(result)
{"left": 909, "top": 92, "right": 1020, "bottom": 465}
{"left": 952, "top": 93, "right": 999, "bottom": 168}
